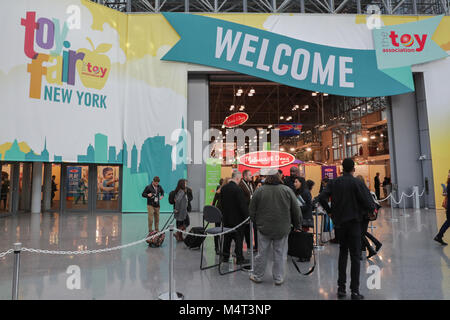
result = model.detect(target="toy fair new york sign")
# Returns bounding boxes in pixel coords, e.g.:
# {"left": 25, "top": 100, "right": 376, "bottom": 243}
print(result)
{"left": 162, "top": 13, "right": 448, "bottom": 97}
{"left": 21, "top": 11, "right": 110, "bottom": 108}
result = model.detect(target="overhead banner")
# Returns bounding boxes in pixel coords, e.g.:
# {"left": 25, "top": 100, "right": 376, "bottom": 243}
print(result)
{"left": 372, "top": 16, "right": 447, "bottom": 73}
{"left": 160, "top": 13, "right": 445, "bottom": 97}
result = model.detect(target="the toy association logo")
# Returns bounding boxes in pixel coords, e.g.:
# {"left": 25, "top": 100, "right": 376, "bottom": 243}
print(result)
{"left": 381, "top": 30, "right": 428, "bottom": 53}
{"left": 21, "top": 11, "right": 110, "bottom": 107}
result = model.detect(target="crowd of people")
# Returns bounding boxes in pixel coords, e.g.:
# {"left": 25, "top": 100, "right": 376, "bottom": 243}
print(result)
{"left": 140, "top": 160, "right": 449, "bottom": 300}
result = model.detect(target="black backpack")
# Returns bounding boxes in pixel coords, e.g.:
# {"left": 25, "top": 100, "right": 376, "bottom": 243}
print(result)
{"left": 184, "top": 227, "right": 206, "bottom": 249}
{"left": 288, "top": 230, "right": 316, "bottom": 275}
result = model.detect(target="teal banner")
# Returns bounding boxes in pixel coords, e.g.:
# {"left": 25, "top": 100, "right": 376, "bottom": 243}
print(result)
{"left": 373, "top": 16, "right": 448, "bottom": 72}
{"left": 162, "top": 13, "right": 414, "bottom": 97}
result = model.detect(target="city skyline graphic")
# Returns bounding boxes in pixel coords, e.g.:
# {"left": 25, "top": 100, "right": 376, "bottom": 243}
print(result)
{"left": 0, "top": 119, "right": 187, "bottom": 212}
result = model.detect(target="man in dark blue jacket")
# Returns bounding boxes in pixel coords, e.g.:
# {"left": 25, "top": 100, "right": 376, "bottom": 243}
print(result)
{"left": 319, "top": 158, "right": 375, "bottom": 300}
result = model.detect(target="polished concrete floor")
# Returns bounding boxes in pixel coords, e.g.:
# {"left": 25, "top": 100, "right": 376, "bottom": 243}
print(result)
{"left": 0, "top": 207, "right": 448, "bottom": 300}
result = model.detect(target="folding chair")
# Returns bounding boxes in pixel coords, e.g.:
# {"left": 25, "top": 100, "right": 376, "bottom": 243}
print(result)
{"left": 199, "top": 205, "right": 243, "bottom": 275}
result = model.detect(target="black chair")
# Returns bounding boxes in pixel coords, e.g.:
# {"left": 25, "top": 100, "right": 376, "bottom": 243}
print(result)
{"left": 200, "top": 205, "right": 243, "bottom": 275}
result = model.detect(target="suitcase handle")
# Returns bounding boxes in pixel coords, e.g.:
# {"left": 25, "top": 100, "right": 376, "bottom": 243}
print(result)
{"left": 291, "top": 248, "right": 316, "bottom": 276}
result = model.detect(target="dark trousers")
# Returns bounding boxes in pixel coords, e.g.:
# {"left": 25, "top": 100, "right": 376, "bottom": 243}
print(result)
{"left": 336, "top": 220, "right": 362, "bottom": 293}
{"left": 361, "top": 220, "right": 381, "bottom": 253}
{"left": 243, "top": 223, "right": 258, "bottom": 250}
{"left": 214, "top": 222, "right": 221, "bottom": 251}
{"left": 375, "top": 187, "right": 380, "bottom": 200}
{"left": 437, "top": 211, "right": 450, "bottom": 238}
{"left": 223, "top": 228, "right": 244, "bottom": 261}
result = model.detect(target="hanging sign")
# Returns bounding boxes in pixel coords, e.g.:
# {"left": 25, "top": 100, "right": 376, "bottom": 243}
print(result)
{"left": 161, "top": 13, "right": 446, "bottom": 97}
{"left": 223, "top": 112, "right": 249, "bottom": 128}
{"left": 238, "top": 151, "right": 295, "bottom": 168}
{"left": 372, "top": 15, "right": 447, "bottom": 84}
{"left": 277, "top": 123, "right": 302, "bottom": 136}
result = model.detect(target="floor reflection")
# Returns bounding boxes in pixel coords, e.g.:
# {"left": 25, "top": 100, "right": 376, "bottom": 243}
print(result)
{"left": 0, "top": 208, "right": 448, "bottom": 300}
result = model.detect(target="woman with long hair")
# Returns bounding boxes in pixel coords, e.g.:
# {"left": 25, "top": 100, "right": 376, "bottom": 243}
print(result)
{"left": 356, "top": 175, "right": 382, "bottom": 259}
{"left": 172, "top": 179, "right": 190, "bottom": 241}
{"left": 293, "top": 177, "right": 312, "bottom": 232}
{"left": 434, "top": 171, "right": 450, "bottom": 245}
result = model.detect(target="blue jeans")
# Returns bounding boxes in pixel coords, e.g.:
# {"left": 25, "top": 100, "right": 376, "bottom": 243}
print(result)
{"left": 437, "top": 211, "right": 450, "bottom": 238}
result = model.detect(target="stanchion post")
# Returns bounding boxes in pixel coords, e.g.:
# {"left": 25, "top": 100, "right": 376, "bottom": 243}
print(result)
{"left": 12, "top": 242, "right": 21, "bottom": 300}
{"left": 388, "top": 192, "right": 398, "bottom": 222}
{"left": 401, "top": 192, "right": 410, "bottom": 218}
{"left": 250, "top": 220, "right": 254, "bottom": 272}
{"left": 314, "top": 210, "right": 324, "bottom": 251}
{"left": 169, "top": 225, "right": 173, "bottom": 300}
{"left": 158, "top": 226, "right": 184, "bottom": 300}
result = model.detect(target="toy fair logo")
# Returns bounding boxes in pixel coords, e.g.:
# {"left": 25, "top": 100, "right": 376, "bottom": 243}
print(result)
{"left": 381, "top": 30, "right": 427, "bottom": 53}
{"left": 21, "top": 11, "right": 111, "bottom": 100}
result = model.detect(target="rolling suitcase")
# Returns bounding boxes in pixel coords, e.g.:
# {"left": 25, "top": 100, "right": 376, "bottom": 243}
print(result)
{"left": 146, "top": 213, "right": 175, "bottom": 248}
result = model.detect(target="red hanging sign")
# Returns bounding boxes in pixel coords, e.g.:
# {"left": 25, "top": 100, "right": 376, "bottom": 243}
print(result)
{"left": 238, "top": 151, "right": 295, "bottom": 168}
{"left": 223, "top": 112, "right": 249, "bottom": 128}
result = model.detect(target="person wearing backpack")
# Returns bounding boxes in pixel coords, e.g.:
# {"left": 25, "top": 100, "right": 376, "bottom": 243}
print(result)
{"left": 142, "top": 176, "right": 164, "bottom": 234}
{"left": 169, "top": 179, "right": 190, "bottom": 241}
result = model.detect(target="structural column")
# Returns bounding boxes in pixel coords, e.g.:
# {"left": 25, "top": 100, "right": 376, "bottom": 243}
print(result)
{"left": 31, "top": 162, "right": 43, "bottom": 214}
{"left": 42, "top": 163, "right": 52, "bottom": 211}
{"left": 187, "top": 74, "right": 209, "bottom": 212}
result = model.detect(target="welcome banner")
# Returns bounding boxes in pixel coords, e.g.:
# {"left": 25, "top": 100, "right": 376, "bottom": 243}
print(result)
{"left": 162, "top": 13, "right": 416, "bottom": 97}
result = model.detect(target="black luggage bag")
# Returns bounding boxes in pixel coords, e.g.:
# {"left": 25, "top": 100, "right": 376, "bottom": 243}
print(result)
{"left": 288, "top": 230, "right": 316, "bottom": 275}
{"left": 184, "top": 226, "right": 206, "bottom": 249}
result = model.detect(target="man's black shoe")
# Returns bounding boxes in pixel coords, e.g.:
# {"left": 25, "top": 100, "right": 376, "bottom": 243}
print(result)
{"left": 434, "top": 236, "right": 448, "bottom": 246}
{"left": 351, "top": 292, "right": 364, "bottom": 300}
{"left": 337, "top": 289, "right": 346, "bottom": 299}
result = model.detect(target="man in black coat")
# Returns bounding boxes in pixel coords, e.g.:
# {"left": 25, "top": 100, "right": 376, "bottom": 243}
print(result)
{"left": 239, "top": 169, "right": 257, "bottom": 251}
{"left": 374, "top": 172, "right": 381, "bottom": 200}
{"left": 220, "top": 170, "right": 250, "bottom": 265}
{"left": 318, "top": 158, "right": 375, "bottom": 300}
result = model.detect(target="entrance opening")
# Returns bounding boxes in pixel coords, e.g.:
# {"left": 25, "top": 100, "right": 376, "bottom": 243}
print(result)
{"left": 208, "top": 74, "right": 393, "bottom": 202}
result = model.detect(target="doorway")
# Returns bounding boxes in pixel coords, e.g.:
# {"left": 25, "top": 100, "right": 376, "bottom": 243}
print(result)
{"left": 61, "top": 164, "right": 122, "bottom": 213}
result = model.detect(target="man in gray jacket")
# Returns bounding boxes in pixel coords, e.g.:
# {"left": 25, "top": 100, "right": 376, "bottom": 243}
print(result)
{"left": 249, "top": 168, "right": 302, "bottom": 285}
